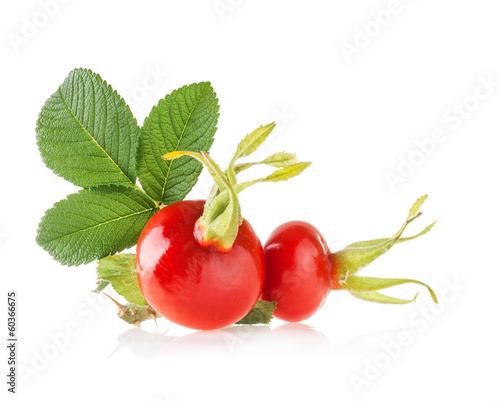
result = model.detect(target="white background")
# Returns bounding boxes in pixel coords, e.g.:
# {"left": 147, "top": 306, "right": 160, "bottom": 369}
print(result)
{"left": 1, "top": 0, "right": 499, "bottom": 400}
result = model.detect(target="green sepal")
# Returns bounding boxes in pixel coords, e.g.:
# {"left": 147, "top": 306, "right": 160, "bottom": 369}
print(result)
{"left": 344, "top": 275, "right": 438, "bottom": 304}
{"left": 349, "top": 290, "right": 418, "bottom": 305}
{"left": 162, "top": 132, "right": 311, "bottom": 251}
{"left": 227, "top": 122, "right": 276, "bottom": 184}
{"left": 233, "top": 162, "right": 311, "bottom": 192}
{"left": 234, "top": 152, "right": 297, "bottom": 174}
{"left": 235, "top": 300, "right": 277, "bottom": 325}
{"left": 203, "top": 161, "right": 311, "bottom": 212}
{"left": 162, "top": 150, "right": 241, "bottom": 251}
{"left": 334, "top": 195, "right": 434, "bottom": 279}
{"left": 345, "top": 222, "right": 436, "bottom": 250}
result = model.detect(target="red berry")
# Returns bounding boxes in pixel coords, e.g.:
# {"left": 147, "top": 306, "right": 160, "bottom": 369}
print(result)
{"left": 261, "top": 221, "right": 333, "bottom": 322}
{"left": 137, "top": 200, "right": 265, "bottom": 330}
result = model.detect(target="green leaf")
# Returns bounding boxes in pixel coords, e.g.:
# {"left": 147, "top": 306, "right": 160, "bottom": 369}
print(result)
{"left": 36, "top": 186, "right": 159, "bottom": 266}
{"left": 345, "top": 275, "right": 438, "bottom": 303}
{"left": 235, "top": 300, "right": 277, "bottom": 325}
{"left": 36, "top": 68, "right": 140, "bottom": 188}
{"left": 137, "top": 82, "right": 219, "bottom": 203}
{"left": 97, "top": 254, "right": 148, "bottom": 306}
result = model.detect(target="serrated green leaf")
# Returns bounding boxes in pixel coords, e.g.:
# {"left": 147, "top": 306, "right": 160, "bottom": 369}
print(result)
{"left": 235, "top": 300, "right": 277, "bottom": 325}
{"left": 137, "top": 82, "right": 219, "bottom": 203}
{"left": 36, "top": 186, "right": 159, "bottom": 266}
{"left": 97, "top": 254, "right": 148, "bottom": 306}
{"left": 36, "top": 68, "right": 139, "bottom": 188}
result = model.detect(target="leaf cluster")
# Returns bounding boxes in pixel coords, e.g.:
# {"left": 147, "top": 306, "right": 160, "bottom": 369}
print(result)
{"left": 36, "top": 69, "right": 219, "bottom": 266}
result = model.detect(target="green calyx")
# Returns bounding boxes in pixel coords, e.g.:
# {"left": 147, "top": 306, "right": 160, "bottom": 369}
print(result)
{"left": 163, "top": 122, "right": 310, "bottom": 252}
{"left": 162, "top": 150, "right": 241, "bottom": 252}
{"left": 332, "top": 195, "right": 438, "bottom": 304}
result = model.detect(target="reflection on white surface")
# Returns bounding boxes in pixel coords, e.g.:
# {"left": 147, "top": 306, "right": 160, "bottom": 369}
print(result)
{"left": 110, "top": 323, "right": 333, "bottom": 358}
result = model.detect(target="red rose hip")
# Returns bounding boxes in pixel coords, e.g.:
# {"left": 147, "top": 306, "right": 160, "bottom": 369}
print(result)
{"left": 136, "top": 200, "right": 265, "bottom": 330}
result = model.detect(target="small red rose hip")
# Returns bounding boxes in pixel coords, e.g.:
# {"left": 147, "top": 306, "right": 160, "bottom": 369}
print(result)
{"left": 261, "top": 221, "right": 333, "bottom": 322}
{"left": 262, "top": 196, "right": 438, "bottom": 323}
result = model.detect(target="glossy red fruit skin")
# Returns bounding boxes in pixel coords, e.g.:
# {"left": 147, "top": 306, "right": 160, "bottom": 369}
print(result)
{"left": 261, "top": 221, "right": 332, "bottom": 322}
{"left": 136, "top": 200, "right": 265, "bottom": 330}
